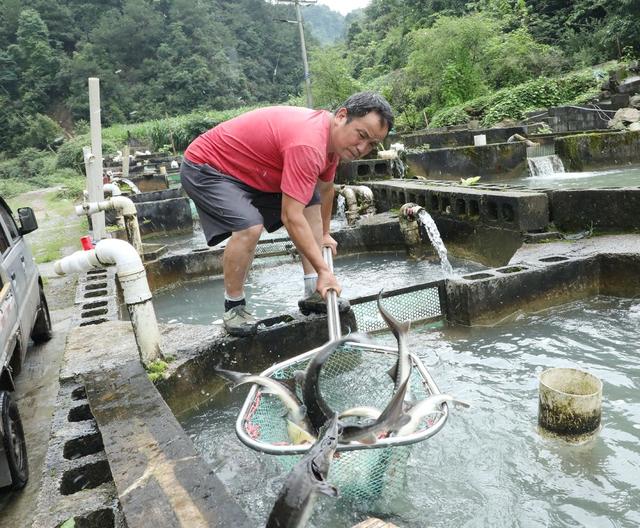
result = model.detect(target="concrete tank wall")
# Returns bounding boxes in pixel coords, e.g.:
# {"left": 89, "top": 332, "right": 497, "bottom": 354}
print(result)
{"left": 406, "top": 142, "right": 528, "bottom": 181}
{"left": 555, "top": 130, "right": 640, "bottom": 171}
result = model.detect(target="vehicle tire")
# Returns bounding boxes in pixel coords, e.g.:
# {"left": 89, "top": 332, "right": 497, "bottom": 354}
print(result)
{"left": 0, "top": 391, "right": 28, "bottom": 489}
{"left": 31, "top": 286, "right": 52, "bottom": 343}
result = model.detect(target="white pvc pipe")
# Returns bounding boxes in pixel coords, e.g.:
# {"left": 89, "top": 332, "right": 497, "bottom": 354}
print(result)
{"left": 337, "top": 186, "right": 358, "bottom": 225}
{"left": 103, "top": 183, "right": 122, "bottom": 196}
{"left": 75, "top": 197, "right": 142, "bottom": 255}
{"left": 87, "top": 78, "right": 106, "bottom": 241}
{"left": 54, "top": 239, "right": 162, "bottom": 366}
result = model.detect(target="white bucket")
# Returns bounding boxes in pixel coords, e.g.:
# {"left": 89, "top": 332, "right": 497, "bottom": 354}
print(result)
{"left": 473, "top": 134, "right": 487, "bottom": 147}
{"left": 538, "top": 367, "right": 602, "bottom": 438}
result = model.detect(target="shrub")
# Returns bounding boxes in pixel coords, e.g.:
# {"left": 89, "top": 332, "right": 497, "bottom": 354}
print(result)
{"left": 56, "top": 136, "right": 119, "bottom": 173}
{"left": 19, "top": 114, "right": 65, "bottom": 151}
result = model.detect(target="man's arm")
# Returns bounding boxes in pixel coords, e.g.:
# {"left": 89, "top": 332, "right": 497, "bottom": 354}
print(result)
{"left": 281, "top": 194, "right": 341, "bottom": 296}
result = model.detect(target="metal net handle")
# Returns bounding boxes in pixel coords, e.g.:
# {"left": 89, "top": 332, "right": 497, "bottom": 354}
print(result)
{"left": 323, "top": 246, "right": 341, "bottom": 340}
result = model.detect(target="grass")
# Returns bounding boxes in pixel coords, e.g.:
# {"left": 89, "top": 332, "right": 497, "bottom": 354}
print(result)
{"left": 8, "top": 190, "right": 88, "bottom": 264}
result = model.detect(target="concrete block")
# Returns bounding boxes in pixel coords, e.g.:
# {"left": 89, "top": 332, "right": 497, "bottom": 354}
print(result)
{"left": 335, "top": 159, "right": 392, "bottom": 184}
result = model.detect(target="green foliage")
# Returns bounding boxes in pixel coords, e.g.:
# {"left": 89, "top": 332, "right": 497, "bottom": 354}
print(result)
{"left": 56, "top": 136, "right": 118, "bottom": 173}
{"left": 19, "top": 113, "right": 64, "bottom": 151}
{"left": 309, "top": 46, "right": 361, "bottom": 110}
{"left": 430, "top": 105, "right": 471, "bottom": 128}
{"left": 146, "top": 359, "right": 169, "bottom": 383}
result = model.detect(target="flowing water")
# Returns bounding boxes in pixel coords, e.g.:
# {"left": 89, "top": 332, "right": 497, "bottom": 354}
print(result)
{"left": 527, "top": 155, "right": 566, "bottom": 177}
{"left": 417, "top": 209, "right": 454, "bottom": 277}
{"left": 506, "top": 164, "right": 640, "bottom": 189}
{"left": 150, "top": 251, "right": 482, "bottom": 324}
{"left": 177, "top": 295, "right": 640, "bottom": 527}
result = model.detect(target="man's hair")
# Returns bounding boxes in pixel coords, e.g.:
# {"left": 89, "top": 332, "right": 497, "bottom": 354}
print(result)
{"left": 339, "top": 91, "right": 394, "bottom": 132}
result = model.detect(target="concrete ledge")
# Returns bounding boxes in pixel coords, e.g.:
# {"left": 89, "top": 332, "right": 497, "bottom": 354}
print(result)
{"left": 61, "top": 322, "right": 253, "bottom": 528}
{"left": 550, "top": 188, "right": 640, "bottom": 231}
{"left": 556, "top": 130, "right": 640, "bottom": 170}
{"left": 391, "top": 126, "right": 528, "bottom": 149}
{"left": 368, "top": 180, "right": 549, "bottom": 232}
{"left": 445, "top": 256, "right": 600, "bottom": 325}
{"left": 406, "top": 142, "right": 527, "bottom": 180}
{"left": 33, "top": 380, "right": 125, "bottom": 528}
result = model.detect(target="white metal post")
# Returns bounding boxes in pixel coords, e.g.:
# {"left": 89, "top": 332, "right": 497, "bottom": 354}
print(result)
{"left": 87, "top": 77, "right": 106, "bottom": 241}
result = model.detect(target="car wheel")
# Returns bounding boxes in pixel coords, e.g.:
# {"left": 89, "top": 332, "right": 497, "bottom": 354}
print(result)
{"left": 31, "top": 286, "right": 52, "bottom": 343}
{"left": 0, "top": 391, "right": 28, "bottom": 489}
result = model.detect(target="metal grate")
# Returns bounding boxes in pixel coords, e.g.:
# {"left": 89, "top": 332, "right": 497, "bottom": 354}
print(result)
{"left": 237, "top": 341, "right": 447, "bottom": 502}
{"left": 350, "top": 281, "right": 446, "bottom": 333}
{"left": 526, "top": 144, "right": 556, "bottom": 158}
{"left": 254, "top": 237, "right": 297, "bottom": 259}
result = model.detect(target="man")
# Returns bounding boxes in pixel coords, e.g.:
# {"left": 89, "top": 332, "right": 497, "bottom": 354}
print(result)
{"left": 180, "top": 91, "right": 393, "bottom": 336}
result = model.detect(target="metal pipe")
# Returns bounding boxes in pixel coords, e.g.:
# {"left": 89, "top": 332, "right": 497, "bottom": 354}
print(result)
{"left": 54, "top": 239, "right": 162, "bottom": 366}
{"left": 322, "top": 246, "right": 341, "bottom": 341}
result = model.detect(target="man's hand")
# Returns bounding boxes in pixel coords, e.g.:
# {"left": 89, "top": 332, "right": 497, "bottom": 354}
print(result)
{"left": 322, "top": 234, "right": 338, "bottom": 256}
{"left": 317, "top": 268, "right": 341, "bottom": 297}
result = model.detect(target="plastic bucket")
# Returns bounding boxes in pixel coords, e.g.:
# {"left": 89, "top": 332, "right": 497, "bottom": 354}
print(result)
{"left": 538, "top": 367, "right": 602, "bottom": 438}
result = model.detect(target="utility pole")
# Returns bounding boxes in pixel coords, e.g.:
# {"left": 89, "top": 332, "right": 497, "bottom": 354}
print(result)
{"left": 274, "top": 0, "right": 316, "bottom": 108}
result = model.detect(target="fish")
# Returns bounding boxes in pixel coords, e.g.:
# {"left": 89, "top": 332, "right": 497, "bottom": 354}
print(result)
{"left": 286, "top": 420, "right": 316, "bottom": 445}
{"left": 338, "top": 406, "right": 382, "bottom": 421}
{"left": 377, "top": 290, "right": 412, "bottom": 393}
{"left": 340, "top": 376, "right": 412, "bottom": 444}
{"left": 214, "top": 366, "right": 311, "bottom": 433}
{"left": 266, "top": 414, "right": 341, "bottom": 528}
{"left": 395, "top": 394, "right": 471, "bottom": 436}
{"left": 301, "top": 335, "right": 369, "bottom": 435}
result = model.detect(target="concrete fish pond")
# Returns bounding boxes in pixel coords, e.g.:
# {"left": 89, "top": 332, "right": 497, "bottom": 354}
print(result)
{"left": 38, "top": 168, "right": 640, "bottom": 527}
{"left": 177, "top": 295, "right": 640, "bottom": 527}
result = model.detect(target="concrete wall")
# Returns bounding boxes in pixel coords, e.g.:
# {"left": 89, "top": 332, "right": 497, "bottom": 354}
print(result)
{"left": 394, "top": 126, "right": 528, "bottom": 149}
{"left": 106, "top": 194, "right": 193, "bottom": 236}
{"left": 555, "top": 130, "right": 640, "bottom": 171}
{"left": 406, "top": 142, "right": 528, "bottom": 181}
{"left": 550, "top": 188, "right": 640, "bottom": 231}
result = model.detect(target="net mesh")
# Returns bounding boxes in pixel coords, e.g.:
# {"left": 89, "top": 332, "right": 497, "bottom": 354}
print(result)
{"left": 351, "top": 284, "right": 443, "bottom": 333}
{"left": 254, "top": 237, "right": 297, "bottom": 258}
{"left": 241, "top": 342, "right": 436, "bottom": 502}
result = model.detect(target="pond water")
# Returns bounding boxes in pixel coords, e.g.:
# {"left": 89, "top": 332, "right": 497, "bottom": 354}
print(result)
{"left": 150, "top": 251, "right": 485, "bottom": 324}
{"left": 505, "top": 164, "right": 640, "bottom": 190}
{"left": 177, "top": 295, "right": 640, "bottom": 527}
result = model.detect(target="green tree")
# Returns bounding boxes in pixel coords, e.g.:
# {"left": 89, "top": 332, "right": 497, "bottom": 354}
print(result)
{"left": 8, "top": 9, "right": 61, "bottom": 113}
{"left": 309, "top": 46, "right": 361, "bottom": 109}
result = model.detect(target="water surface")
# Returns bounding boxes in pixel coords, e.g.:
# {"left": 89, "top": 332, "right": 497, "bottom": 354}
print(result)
{"left": 151, "top": 252, "right": 484, "bottom": 324}
{"left": 505, "top": 164, "right": 640, "bottom": 189}
{"left": 178, "top": 296, "right": 640, "bottom": 527}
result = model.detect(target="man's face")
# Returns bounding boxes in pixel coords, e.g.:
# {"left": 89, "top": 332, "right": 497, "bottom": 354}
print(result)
{"left": 330, "top": 108, "right": 389, "bottom": 161}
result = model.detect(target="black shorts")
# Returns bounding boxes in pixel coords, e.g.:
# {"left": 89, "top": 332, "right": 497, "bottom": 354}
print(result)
{"left": 180, "top": 158, "right": 320, "bottom": 246}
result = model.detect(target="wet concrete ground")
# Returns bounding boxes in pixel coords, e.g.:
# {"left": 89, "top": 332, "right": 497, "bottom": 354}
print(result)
{"left": 0, "top": 269, "right": 77, "bottom": 527}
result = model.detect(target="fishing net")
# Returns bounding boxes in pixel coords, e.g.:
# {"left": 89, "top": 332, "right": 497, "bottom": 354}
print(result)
{"left": 350, "top": 281, "right": 445, "bottom": 333}
{"left": 237, "top": 341, "right": 446, "bottom": 503}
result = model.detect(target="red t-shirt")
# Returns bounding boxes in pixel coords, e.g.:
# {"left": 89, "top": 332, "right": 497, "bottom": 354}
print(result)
{"left": 184, "top": 106, "right": 338, "bottom": 204}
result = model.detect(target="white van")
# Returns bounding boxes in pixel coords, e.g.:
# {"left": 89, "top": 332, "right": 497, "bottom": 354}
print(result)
{"left": 0, "top": 197, "right": 52, "bottom": 490}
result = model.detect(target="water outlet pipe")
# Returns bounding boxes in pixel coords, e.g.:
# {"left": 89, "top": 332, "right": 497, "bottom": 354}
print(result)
{"left": 76, "top": 196, "right": 143, "bottom": 255}
{"left": 54, "top": 238, "right": 162, "bottom": 366}
{"left": 399, "top": 203, "right": 427, "bottom": 259}
{"left": 336, "top": 186, "right": 359, "bottom": 225}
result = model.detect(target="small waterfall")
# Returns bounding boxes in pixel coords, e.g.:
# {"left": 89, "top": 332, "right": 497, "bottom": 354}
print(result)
{"left": 527, "top": 155, "right": 565, "bottom": 177}
{"left": 331, "top": 194, "right": 347, "bottom": 230}
{"left": 417, "top": 209, "right": 454, "bottom": 277}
